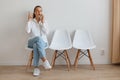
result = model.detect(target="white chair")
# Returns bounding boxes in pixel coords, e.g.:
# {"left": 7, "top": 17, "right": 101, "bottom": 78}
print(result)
{"left": 73, "top": 30, "right": 96, "bottom": 70}
{"left": 49, "top": 30, "right": 72, "bottom": 71}
{"left": 26, "top": 37, "right": 49, "bottom": 70}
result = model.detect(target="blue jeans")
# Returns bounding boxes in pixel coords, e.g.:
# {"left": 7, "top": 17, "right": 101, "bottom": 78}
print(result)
{"left": 28, "top": 37, "right": 47, "bottom": 67}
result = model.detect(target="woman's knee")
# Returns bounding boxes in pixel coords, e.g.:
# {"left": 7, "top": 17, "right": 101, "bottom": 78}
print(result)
{"left": 33, "top": 43, "right": 37, "bottom": 48}
{"left": 34, "top": 37, "right": 40, "bottom": 41}
{"left": 35, "top": 37, "right": 43, "bottom": 43}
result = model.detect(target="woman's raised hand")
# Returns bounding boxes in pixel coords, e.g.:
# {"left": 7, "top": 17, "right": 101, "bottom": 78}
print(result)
{"left": 28, "top": 12, "right": 33, "bottom": 21}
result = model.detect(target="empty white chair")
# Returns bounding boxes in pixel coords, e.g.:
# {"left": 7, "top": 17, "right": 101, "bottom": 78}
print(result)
{"left": 49, "top": 30, "right": 72, "bottom": 71}
{"left": 73, "top": 30, "right": 96, "bottom": 70}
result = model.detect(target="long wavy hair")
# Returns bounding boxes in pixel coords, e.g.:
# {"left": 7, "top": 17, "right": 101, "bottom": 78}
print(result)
{"left": 33, "top": 5, "right": 42, "bottom": 18}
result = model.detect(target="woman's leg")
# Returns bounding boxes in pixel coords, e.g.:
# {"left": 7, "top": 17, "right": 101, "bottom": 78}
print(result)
{"left": 35, "top": 37, "right": 51, "bottom": 69}
{"left": 33, "top": 43, "right": 40, "bottom": 67}
{"left": 28, "top": 36, "right": 51, "bottom": 69}
{"left": 33, "top": 43, "right": 40, "bottom": 76}
{"left": 28, "top": 37, "right": 41, "bottom": 48}
{"left": 28, "top": 37, "right": 41, "bottom": 76}
{"left": 28, "top": 37, "right": 47, "bottom": 65}
{"left": 35, "top": 37, "right": 47, "bottom": 60}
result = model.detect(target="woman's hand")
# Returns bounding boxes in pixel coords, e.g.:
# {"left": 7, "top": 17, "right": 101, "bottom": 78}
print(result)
{"left": 40, "top": 14, "right": 44, "bottom": 23}
{"left": 28, "top": 12, "right": 33, "bottom": 21}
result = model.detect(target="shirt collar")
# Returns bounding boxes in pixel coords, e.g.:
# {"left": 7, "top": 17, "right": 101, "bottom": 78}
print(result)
{"left": 33, "top": 18, "right": 41, "bottom": 24}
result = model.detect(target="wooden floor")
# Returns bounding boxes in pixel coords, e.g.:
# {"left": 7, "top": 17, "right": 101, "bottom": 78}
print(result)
{"left": 0, "top": 65, "right": 120, "bottom": 80}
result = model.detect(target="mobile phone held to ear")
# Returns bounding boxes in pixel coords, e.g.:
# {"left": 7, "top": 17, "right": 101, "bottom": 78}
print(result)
{"left": 39, "top": 14, "right": 44, "bottom": 22}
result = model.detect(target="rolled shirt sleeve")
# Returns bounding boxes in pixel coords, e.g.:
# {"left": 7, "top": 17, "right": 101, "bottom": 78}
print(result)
{"left": 26, "top": 21, "right": 32, "bottom": 34}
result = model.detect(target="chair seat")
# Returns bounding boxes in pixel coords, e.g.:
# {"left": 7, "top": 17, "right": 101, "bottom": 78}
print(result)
{"left": 73, "top": 45, "right": 96, "bottom": 49}
{"left": 49, "top": 44, "right": 72, "bottom": 50}
{"left": 25, "top": 46, "right": 33, "bottom": 51}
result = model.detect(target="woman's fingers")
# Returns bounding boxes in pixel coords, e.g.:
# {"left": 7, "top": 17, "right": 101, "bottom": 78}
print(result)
{"left": 28, "top": 12, "right": 33, "bottom": 21}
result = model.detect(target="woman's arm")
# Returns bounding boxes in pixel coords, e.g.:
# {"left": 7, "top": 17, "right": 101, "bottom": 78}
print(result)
{"left": 40, "top": 14, "right": 49, "bottom": 34}
{"left": 26, "top": 21, "right": 32, "bottom": 33}
{"left": 26, "top": 12, "right": 33, "bottom": 33}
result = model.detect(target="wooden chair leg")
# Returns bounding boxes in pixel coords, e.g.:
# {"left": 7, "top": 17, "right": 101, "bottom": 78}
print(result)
{"left": 51, "top": 50, "right": 57, "bottom": 68}
{"left": 64, "top": 50, "right": 70, "bottom": 71}
{"left": 26, "top": 51, "right": 33, "bottom": 70}
{"left": 87, "top": 49, "right": 95, "bottom": 70}
{"left": 74, "top": 49, "right": 80, "bottom": 69}
{"left": 64, "top": 50, "right": 71, "bottom": 66}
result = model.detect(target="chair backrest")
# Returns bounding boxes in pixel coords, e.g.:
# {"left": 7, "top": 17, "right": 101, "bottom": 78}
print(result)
{"left": 73, "top": 30, "right": 96, "bottom": 49}
{"left": 49, "top": 30, "right": 72, "bottom": 50}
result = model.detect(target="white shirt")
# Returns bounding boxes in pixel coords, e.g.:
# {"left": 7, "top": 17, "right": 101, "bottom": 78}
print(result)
{"left": 26, "top": 19, "right": 48, "bottom": 43}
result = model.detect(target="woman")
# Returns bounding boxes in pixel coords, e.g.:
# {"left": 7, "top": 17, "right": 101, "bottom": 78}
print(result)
{"left": 26, "top": 5, "right": 51, "bottom": 76}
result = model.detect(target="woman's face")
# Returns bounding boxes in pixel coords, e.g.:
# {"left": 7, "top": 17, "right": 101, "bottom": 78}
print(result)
{"left": 34, "top": 7, "right": 42, "bottom": 18}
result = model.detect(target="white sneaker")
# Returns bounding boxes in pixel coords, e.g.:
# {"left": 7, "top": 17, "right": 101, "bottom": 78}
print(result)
{"left": 33, "top": 68, "right": 40, "bottom": 76}
{"left": 43, "top": 60, "right": 52, "bottom": 70}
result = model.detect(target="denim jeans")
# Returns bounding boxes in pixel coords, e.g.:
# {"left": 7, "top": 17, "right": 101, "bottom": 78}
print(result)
{"left": 28, "top": 36, "right": 47, "bottom": 67}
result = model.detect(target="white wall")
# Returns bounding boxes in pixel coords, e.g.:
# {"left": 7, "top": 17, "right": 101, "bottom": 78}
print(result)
{"left": 0, "top": 0, "right": 112, "bottom": 65}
